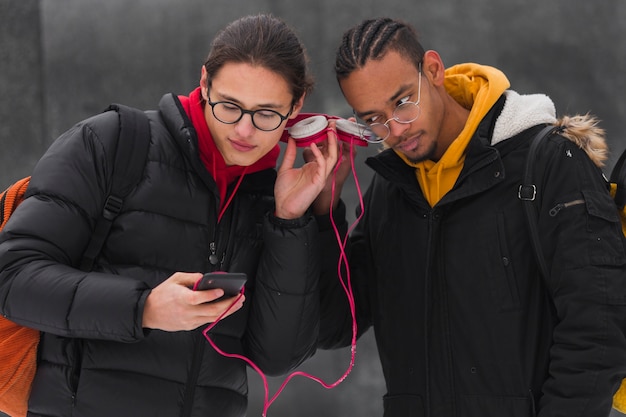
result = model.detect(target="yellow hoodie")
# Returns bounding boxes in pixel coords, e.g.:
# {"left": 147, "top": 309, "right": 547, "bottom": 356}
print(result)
{"left": 395, "top": 63, "right": 510, "bottom": 207}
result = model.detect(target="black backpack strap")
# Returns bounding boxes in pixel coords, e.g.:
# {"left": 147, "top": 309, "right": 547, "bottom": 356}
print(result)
{"left": 79, "top": 104, "right": 151, "bottom": 271}
{"left": 518, "top": 125, "right": 558, "bottom": 280}
{"left": 610, "top": 148, "right": 626, "bottom": 210}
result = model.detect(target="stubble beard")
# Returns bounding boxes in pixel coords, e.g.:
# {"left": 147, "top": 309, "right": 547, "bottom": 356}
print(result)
{"left": 402, "top": 138, "right": 438, "bottom": 164}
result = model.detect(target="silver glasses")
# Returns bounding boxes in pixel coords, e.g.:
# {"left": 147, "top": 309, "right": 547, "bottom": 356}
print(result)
{"left": 365, "top": 65, "right": 422, "bottom": 143}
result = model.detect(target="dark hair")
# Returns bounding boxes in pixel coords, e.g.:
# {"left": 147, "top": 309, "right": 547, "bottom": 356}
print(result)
{"left": 335, "top": 17, "right": 425, "bottom": 80}
{"left": 204, "top": 14, "right": 314, "bottom": 105}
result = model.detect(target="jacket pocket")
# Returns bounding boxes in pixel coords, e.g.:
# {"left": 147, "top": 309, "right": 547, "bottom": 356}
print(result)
{"left": 580, "top": 190, "right": 626, "bottom": 266}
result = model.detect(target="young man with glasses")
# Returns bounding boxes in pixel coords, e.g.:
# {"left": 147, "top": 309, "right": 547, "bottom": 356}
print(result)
{"left": 314, "top": 17, "right": 626, "bottom": 417}
{"left": 0, "top": 14, "right": 339, "bottom": 417}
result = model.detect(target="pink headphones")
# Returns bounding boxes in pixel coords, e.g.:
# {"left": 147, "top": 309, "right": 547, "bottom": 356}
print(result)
{"left": 206, "top": 112, "right": 364, "bottom": 416}
{"left": 280, "top": 113, "right": 372, "bottom": 147}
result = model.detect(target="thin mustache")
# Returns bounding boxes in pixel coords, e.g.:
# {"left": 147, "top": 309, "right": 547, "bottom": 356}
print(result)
{"left": 392, "top": 132, "right": 421, "bottom": 147}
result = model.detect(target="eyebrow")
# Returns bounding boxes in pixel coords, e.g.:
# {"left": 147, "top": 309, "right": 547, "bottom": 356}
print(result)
{"left": 213, "top": 90, "right": 286, "bottom": 110}
{"left": 356, "top": 83, "right": 414, "bottom": 119}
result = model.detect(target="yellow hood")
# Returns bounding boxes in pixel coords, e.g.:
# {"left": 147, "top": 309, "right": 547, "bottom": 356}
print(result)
{"left": 397, "top": 63, "right": 510, "bottom": 207}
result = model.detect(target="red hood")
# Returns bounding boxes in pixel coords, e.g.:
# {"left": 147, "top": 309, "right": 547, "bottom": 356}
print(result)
{"left": 178, "top": 87, "right": 280, "bottom": 206}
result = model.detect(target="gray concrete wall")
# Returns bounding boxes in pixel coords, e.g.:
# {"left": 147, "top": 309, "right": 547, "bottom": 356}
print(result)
{"left": 1, "top": 1, "right": 625, "bottom": 416}
{"left": 0, "top": 0, "right": 45, "bottom": 187}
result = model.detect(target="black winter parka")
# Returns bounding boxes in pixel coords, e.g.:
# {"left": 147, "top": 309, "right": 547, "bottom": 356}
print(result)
{"left": 318, "top": 96, "right": 626, "bottom": 417}
{"left": 0, "top": 93, "right": 321, "bottom": 417}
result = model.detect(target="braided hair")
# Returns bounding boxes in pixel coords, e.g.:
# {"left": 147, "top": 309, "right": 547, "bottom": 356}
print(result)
{"left": 335, "top": 17, "right": 425, "bottom": 80}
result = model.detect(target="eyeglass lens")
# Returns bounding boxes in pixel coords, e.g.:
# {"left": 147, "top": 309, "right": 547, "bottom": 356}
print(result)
{"left": 369, "top": 103, "right": 421, "bottom": 141}
{"left": 368, "top": 68, "right": 422, "bottom": 142}
{"left": 212, "top": 102, "right": 286, "bottom": 131}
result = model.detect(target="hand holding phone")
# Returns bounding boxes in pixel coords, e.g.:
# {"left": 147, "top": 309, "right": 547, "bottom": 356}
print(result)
{"left": 193, "top": 272, "right": 247, "bottom": 302}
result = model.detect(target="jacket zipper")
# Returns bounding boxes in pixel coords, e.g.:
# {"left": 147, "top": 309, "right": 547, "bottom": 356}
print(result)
{"left": 208, "top": 178, "right": 242, "bottom": 269}
{"left": 549, "top": 199, "right": 585, "bottom": 217}
{"left": 182, "top": 182, "right": 241, "bottom": 415}
{"left": 208, "top": 192, "right": 223, "bottom": 268}
{"left": 208, "top": 209, "right": 230, "bottom": 269}
{"left": 208, "top": 241, "right": 222, "bottom": 266}
{"left": 424, "top": 209, "right": 436, "bottom": 417}
{"left": 182, "top": 209, "right": 226, "bottom": 415}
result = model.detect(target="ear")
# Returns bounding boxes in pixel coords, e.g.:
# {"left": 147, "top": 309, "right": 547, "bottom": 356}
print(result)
{"left": 200, "top": 66, "right": 209, "bottom": 100}
{"left": 288, "top": 93, "right": 306, "bottom": 119}
{"left": 422, "top": 50, "right": 446, "bottom": 86}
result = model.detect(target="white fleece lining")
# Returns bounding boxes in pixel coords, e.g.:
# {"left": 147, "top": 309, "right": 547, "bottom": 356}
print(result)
{"left": 491, "top": 90, "right": 557, "bottom": 145}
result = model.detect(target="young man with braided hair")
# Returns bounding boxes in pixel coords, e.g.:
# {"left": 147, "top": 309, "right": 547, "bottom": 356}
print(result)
{"left": 314, "top": 17, "right": 626, "bottom": 417}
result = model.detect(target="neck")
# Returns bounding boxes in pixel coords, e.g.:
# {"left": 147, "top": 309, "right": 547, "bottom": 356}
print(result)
{"left": 435, "top": 94, "right": 471, "bottom": 160}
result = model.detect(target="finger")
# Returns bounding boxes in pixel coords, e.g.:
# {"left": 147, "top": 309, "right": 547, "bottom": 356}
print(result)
{"left": 279, "top": 137, "right": 297, "bottom": 174}
{"left": 307, "top": 141, "right": 332, "bottom": 181}
{"left": 200, "top": 294, "right": 245, "bottom": 321}
{"left": 172, "top": 272, "right": 204, "bottom": 288}
{"left": 215, "top": 294, "right": 246, "bottom": 312}
{"left": 307, "top": 141, "right": 323, "bottom": 163}
{"left": 326, "top": 121, "right": 338, "bottom": 147}
{"left": 316, "top": 121, "right": 338, "bottom": 150}
{"left": 302, "top": 146, "right": 314, "bottom": 163}
{"left": 325, "top": 128, "right": 339, "bottom": 175}
{"left": 191, "top": 288, "right": 225, "bottom": 305}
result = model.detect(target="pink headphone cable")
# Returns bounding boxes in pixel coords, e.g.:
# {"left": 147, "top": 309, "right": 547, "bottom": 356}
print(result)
{"left": 202, "top": 144, "right": 363, "bottom": 416}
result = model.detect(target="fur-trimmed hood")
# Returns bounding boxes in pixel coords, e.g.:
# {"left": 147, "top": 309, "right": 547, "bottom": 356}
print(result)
{"left": 554, "top": 114, "right": 608, "bottom": 168}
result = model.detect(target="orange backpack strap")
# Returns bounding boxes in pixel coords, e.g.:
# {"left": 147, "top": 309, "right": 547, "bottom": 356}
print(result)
{"left": 0, "top": 176, "right": 36, "bottom": 417}
{"left": 0, "top": 176, "right": 31, "bottom": 230}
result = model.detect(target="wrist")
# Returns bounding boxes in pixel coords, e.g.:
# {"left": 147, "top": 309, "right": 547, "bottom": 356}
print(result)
{"left": 269, "top": 212, "right": 310, "bottom": 228}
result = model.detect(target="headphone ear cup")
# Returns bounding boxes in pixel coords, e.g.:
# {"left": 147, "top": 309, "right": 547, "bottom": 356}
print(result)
{"left": 335, "top": 118, "right": 373, "bottom": 145}
{"left": 335, "top": 118, "right": 364, "bottom": 136}
{"left": 288, "top": 115, "right": 329, "bottom": 139}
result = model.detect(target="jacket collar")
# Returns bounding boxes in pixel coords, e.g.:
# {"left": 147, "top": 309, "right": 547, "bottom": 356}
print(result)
{"left": 157, "top": 92, "right": 277, "bottom": 199}
{"left": 366, "top": 96, "right": 508, "bottom": 207}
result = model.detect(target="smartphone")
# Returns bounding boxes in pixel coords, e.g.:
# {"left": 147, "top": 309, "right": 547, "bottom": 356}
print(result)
{"left": 193, "top": 272, "right": 247, "bottom": 300}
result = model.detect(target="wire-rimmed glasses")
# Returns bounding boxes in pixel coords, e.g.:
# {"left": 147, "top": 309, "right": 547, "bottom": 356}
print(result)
{"left": 362, "top": 64, "right": 422, "bottom": 143}
{"left": 206, "top": 89, "right": 293, "bottom": 132}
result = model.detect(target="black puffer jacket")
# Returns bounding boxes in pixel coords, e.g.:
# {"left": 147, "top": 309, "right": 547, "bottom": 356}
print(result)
{"left": 318, "top": 93, "right": 626, "bottom": 417}
{"left": 0, "top": 93, "right": 320, "bottom": 417}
